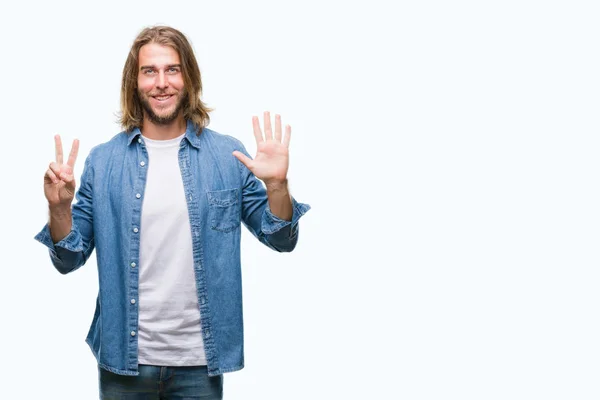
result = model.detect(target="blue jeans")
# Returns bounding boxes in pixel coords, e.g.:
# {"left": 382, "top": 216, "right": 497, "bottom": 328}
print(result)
{"left": 99, "top": 364, "right": 223, "bottom": 399}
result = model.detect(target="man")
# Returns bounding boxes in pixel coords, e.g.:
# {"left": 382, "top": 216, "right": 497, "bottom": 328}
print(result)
{"left": 35, "top": 25, "right": 310, "bottom": 399}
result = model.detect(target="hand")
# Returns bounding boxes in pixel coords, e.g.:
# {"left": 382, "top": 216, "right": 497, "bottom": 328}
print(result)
{"left": 232, "top": 111, "right": 291, "bottom": 186}
{"left": 44, "top": 135, "right": 80, "bottom": 209}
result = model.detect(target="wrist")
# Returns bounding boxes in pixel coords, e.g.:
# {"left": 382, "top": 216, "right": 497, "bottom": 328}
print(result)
{"left": 49, "top": 204, "right": 72, "bottom": 218}
{"left": 265, "top": 179, "right": 289, "bottom": 192}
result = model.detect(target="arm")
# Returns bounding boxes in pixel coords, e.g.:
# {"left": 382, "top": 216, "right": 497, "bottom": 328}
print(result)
{"left": 265, "top": 180, "right": 292, "bottom": 221}
{"left": 234, "top": 112, "right": 310, "bottom": 252}
{"left": 34, "top": 136, "right": 95, "bottom": 274}
{"left": 48, "top": 206, "right": 72, "bottom": 244}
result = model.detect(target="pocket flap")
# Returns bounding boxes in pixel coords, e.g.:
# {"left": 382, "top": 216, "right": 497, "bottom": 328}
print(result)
{"left": 207, "top": 188, "right": 239, "bottom": 207}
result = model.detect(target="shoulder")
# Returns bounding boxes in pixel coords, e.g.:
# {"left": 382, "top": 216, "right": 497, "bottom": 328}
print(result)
{"left": 199, "top": 127, "right": 246, "bottom": 152}
{"left": 85, "top": 131, "right": 131, "bottom": 165}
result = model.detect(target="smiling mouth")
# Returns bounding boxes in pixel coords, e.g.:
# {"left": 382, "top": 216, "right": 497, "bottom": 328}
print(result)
{"left": 152, "top": 95, "right": 173, "bottom": 101}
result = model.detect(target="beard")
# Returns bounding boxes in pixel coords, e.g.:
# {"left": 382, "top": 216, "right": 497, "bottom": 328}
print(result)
{"left": 137, "top": 89, "right": 187, "bottom": 126}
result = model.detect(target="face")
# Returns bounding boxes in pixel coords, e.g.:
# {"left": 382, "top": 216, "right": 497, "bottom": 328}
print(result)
{"left": 137, "top": 43, "right": 186, "bottom": 126}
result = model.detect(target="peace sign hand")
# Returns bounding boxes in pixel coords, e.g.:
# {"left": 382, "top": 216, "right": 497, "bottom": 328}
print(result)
{"left": 44, "top": 135, "right": 80, "bottom": 209}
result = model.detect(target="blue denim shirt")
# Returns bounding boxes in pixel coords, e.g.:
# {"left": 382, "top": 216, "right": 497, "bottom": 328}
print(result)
{"left": 34, "top": 121, "right": 310, "bottom": 376}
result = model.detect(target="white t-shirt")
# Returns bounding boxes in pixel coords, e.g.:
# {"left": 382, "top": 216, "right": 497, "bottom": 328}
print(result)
{"left": 137, "top": 133, "right": 206, "bottom": 366}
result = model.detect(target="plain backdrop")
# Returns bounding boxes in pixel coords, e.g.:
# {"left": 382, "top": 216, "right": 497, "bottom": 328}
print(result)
{"left": 2, "top": 0, "right": 600, "bottom": 399}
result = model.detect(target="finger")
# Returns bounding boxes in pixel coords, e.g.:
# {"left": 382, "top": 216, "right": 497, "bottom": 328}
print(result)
{"left": 264, "top": 111, "right": 273, "bottom": 140}
{"left": 274, "top": 114, "right": 282, "bottom": 142}
{"left": 60, "top": 172, "right": 75, "bottom": 183}
{"left": 45, "top": 168, "right": 59, "bottom": 184}
{"left": 232, "top": 151, "right": 253, "bottom": 170}
{"left": 49, "top": 162, "right": 62, "bottom": 176}
{"left": 67, "top": 139, "right": 80, "bottom": 168}
{"left": 55, "top": 135, "right": 64, "bottom": 164}
{"left": 252, "top": 116, "right": 263, "bottom": 143}
{"left": 283, "top": 124, "right": 291, "bottom": 147}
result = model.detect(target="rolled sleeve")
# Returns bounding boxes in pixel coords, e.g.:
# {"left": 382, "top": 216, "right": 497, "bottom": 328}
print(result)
{"left": 34, "top": 223, "right": 87, "bottom": 275}
{"left": 35, "top": 223, "right": 84, "bottom": 253}
{"left": 261, "top": 197, "right": 311, "bottom": 235}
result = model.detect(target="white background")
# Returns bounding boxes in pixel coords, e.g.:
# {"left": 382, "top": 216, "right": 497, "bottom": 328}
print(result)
{"left": 1, "top": 0, "right": 599, "bottom": 399}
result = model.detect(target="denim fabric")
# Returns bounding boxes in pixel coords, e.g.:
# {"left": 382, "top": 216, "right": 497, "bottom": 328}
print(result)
{"left": 99, "top": 364, "right": 223, "bottom": 399}
{"left": 35, "top": 121, "right": 310, "bottom": 376}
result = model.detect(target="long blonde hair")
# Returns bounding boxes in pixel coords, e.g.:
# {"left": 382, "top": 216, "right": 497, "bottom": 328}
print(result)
{"left": 119, "top": 26, "right": 212, "bottom": 132}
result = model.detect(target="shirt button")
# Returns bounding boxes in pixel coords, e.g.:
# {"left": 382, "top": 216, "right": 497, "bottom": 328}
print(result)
{"left": 130, "top": 331, "right": 136, "bottom": 336}
{"left": 133, "top": 227, "right": 139, "bottom": 233}
{"left": 131, "top": 262, "right": 136, "bottom": 268}
{"left": 138, "top": 138, "right": 142, "bottom": 143}
{"left": 140, "top": 161, "right": 146, "bottom": 167}
{"left": 131, "top": 299, "right": 136, "bottom": 304}
{"left": 136, "top": 193, "right": 141, "bottom": 199}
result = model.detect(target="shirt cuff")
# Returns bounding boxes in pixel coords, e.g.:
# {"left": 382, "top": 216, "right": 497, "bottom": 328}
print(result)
{"left": 34, "top": 223, "right": 84, "bottom": 253}
{"left": 261, "top": 197, "right": 311, "bottom": 235}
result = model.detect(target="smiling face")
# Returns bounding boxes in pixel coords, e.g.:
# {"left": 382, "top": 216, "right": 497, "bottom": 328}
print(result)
{"left": 136, "top": 42, "right": 186, "bottom": 126}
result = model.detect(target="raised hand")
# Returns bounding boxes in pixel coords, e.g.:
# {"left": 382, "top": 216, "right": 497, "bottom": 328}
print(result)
{"left": 232, "top": 111, "right": 291, "bottom": 186}
{"left": 44, "top": 135, "right": 80, "bottom": 209}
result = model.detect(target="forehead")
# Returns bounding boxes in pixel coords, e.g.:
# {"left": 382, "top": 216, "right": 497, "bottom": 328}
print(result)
{"left": 138, "top": 43, "right": 181, "bottom": 67}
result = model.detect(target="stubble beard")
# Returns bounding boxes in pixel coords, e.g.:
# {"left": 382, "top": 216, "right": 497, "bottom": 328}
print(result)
{"left": 138, "top": 89, "right": 187, "bottom": 126}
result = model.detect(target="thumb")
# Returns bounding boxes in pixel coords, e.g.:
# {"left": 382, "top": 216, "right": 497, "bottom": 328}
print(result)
{"left": 232, "top": 151, "right": 253, "bottom": 170}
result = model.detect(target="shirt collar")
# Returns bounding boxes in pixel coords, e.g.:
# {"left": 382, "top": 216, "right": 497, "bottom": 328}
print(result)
{"left": 127, "top": 120, "right": 202, "bottom": 148}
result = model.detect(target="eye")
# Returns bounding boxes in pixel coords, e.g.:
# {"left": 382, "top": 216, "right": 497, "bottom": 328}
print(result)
{"left": 168, "top": 67, "right": 180, "bottom": 74}
{"left": 143, "top": 69, "right": 155, "bottom": 75}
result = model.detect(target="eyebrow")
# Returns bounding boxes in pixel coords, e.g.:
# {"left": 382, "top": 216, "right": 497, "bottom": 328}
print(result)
{"left": 139, "top": 64, "right": 182, "bottom": 71}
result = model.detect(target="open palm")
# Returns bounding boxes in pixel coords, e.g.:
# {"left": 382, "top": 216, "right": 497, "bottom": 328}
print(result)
{"left": 233, "top": 111, "right": 291, "bottom": 185}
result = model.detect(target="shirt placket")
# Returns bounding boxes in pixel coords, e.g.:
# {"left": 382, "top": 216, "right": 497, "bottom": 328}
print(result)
{"left": 178, "top": 140, "right": 219, "bottom": 372}
{"left": 127, "top": 136, "right": 148, "bottom": 371}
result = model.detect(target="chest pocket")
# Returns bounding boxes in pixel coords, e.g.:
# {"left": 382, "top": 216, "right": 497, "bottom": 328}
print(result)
{"left": 207, "top": 188, "right": 241, "bottom": 233}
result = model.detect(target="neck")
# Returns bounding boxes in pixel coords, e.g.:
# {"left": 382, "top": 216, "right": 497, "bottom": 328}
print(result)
{"left": 141, "top": 115, "right": 187, "bottom": 140}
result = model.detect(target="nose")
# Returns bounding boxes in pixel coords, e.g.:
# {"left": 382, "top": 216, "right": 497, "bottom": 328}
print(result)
{"left": 156, "top": 71, "right": 168, "bottom": 90}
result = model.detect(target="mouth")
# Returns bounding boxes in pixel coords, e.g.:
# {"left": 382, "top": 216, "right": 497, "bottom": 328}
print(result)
{"left": 152, "top": 94, "right": 174, "bottom": 102}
